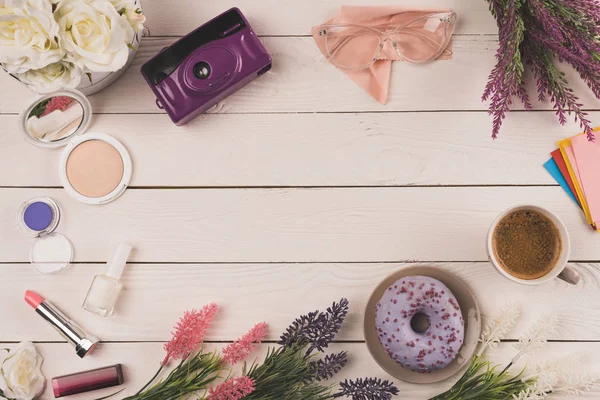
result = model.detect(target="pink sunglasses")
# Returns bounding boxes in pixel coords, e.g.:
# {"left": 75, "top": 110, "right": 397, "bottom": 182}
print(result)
{"left": 312, "top": 12, "right": 457, "bottom": 70}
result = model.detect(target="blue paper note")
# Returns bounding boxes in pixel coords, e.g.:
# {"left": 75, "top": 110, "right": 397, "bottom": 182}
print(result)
{"left": 544, "top": 158, "right": 579, "bottom": 206}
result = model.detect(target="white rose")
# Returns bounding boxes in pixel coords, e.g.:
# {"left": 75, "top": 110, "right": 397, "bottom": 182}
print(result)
{"left": 17, "top": 59, "right": 82, "bottom": 93}
{"left": 0, "top": 0, "right": 64, "bottom": 73}
{"left": 0, "top": 342, "right": 45, "bottom": 400}
{"left": 123, "top": 5, "right": 145, "bottom": 32}
{"left": 108, "top": 0, "right": 145, "bottom": 32}
{"left": 55, "top": 0, "right": 134, "bottom": 72}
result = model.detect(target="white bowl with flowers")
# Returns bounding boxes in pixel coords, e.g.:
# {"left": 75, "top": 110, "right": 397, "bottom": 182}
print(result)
{"left": 0, "top": 0, "right": 146, "bottom": 95}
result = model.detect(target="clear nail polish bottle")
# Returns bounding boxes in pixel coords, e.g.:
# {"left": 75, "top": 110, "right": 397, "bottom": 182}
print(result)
{"left": 83, "top": 243, "right": 132, "bottom": 317}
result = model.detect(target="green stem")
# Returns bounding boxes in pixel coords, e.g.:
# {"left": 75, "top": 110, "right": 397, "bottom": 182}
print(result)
{"left": 135, "top": 364, "right": 164, "bottom": 395}
{"left": 94, "top": 388, "right": 126, "bottom": 400}
{"left": 124, "top": 352, "right": 223, "bottom": 400}
{"left": 499, "top": 361, "right": 513, "bottom": 376}
{"left": 429, "top": 356, "right": 533, "bottom": 400}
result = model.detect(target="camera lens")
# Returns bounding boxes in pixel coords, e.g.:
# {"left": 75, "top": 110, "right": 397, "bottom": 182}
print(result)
{"left": 193, "top": 61, "right": 211, "bottom": 79}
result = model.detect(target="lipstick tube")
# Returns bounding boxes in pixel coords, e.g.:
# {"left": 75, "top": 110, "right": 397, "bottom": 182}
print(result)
{"left": 25, "top": 290, "right": 98, "bottom": 358}
{"left": 52, "top": 364, "right": 124, "bottom": 398}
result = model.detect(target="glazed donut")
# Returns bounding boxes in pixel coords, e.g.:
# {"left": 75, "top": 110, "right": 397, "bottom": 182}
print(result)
{"left": 375, "top": 275, "right": 464, "bottom": 373}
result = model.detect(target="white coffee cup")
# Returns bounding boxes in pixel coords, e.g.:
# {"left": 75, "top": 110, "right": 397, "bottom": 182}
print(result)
{"left": 486, "top": 205, "right": 579, "bottom": 285}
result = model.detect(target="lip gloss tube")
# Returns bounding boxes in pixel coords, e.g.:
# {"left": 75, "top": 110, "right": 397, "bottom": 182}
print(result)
{"left": 52, "top": 364, "right": 124, "bottom": 398}
{"left": 25, "top": 290, "right": 98, "bottom": 358}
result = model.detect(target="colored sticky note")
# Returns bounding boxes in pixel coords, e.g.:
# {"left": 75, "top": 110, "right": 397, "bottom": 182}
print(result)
{"left": 558, "top": 135, "right": 594, "bottom": 226}
{"left": 551, "top": 149, "right": 581, "bottom": 206}
{"left": 544, "top": 158, "right": 580, "bottom": 206}
{"left": 571, "top": 134, "right": 600, "bottom": 230}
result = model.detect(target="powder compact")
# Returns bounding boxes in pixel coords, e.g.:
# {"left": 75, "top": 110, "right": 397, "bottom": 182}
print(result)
{"left": 59, "top": 133, "right": 132, "bottom": 204}
{"left": 20, "top": 90, "right": 133, "bottom": 204}
{"left": 18, "top": 197, "right": 73, "bottom": 274}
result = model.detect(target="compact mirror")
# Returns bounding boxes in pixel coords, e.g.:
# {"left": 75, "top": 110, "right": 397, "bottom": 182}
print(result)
{"left": 20, "top": 90, "right": 92, "bottom": 148}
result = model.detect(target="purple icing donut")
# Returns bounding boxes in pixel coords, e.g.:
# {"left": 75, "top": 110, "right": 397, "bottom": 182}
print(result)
{"left": 375, "top": 275, "right": 464, "bottom": 373}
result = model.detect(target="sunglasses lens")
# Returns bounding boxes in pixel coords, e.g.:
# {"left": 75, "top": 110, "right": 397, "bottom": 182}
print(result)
{"left": 392, "top": 13, "right": 456, "bottom": 63}
{"left": 324, "top": 26, "right": 380, "bottom": 69}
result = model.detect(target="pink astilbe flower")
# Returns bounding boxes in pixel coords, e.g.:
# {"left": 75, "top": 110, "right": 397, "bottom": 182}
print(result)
{"left": 208, "top": 376, "right": 255, "bottom": 400}
{"left": 162, "top": 303, "right": 218, "bottom": 365}
{"left": 222, "top": 322, "right": 267, "bottom": 365}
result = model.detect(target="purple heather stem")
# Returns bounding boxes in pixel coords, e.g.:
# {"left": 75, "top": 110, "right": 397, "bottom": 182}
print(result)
{"left": 484, "top": 0, "right": 599, "bottom": 141}
{"left": 527, "top": 27, "right": 600, "bottom": 101}
{"left": 484, "top": 0, "right": 527, "bottom": 138}
{"left": 486, "top": 0, "right": 506, "bottom": 28}
{"left": 516, "top": 83, "right": 533, "bottom": 110}
{"left": 526, "top": 41, "right": 595, "bottom": 141}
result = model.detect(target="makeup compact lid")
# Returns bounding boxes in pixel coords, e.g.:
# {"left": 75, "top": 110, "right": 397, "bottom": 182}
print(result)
{"left": 30, "top": 233, "right": 73, "bottom": 274}
{"left": 19, "top": 90, "right": 92, "bottom": 148}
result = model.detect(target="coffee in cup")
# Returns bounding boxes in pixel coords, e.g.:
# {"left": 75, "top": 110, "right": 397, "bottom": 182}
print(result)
{"left": 486, "top": 205, "right": 579, "bottom": 285}
{"left": 492, "top": 209, "right": 561, "bottom": 280}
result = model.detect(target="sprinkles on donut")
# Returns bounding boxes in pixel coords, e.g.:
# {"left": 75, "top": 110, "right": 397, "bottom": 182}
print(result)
{"left": 375, "top": 275, "right": 465, "bottom": 373}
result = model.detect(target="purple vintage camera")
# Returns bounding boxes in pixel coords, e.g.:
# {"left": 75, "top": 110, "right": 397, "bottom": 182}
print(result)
{"left": 141, "top": 8, "right": 272, "bottom": 126}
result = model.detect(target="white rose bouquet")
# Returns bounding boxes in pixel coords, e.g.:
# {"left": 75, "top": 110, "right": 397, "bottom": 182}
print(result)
{"left": 0, "top": 342, "right": 45, "bottom": 400}
{"left": 0, "top": 0, "right": 145, "bottom": 94}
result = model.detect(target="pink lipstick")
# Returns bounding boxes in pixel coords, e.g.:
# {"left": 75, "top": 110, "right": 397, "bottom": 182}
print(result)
{"left": 52, "top": 364, "right": 124, "bottom": 398}
{"left": 25, "top": 290, "right": 98, "bottom": 358}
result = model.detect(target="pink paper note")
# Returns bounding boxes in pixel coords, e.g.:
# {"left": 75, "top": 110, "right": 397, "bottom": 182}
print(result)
{"left": 564, "top": 145, "right": 584, "bottom": 189}
{"left": 571, "top": 135, "right": 600, "bottom": 226}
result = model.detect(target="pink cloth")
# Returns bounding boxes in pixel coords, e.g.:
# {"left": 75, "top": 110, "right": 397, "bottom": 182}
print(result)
{"left": 312, "top": 7, "right": 454, "bottom": 104}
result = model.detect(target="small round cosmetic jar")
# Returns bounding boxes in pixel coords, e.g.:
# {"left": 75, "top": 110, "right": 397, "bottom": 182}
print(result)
{"left": 18, "top": 197, "right": 73, "bottom": 274}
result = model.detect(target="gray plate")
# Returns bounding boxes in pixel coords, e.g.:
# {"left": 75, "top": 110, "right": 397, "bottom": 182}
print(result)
{"left": 364, "top": 265, "right": 481, "bottom": 384}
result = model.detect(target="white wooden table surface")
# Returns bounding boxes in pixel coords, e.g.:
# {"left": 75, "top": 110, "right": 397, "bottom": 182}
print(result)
{"left": 2, "top": 1, "right": 600, "bottom": 399}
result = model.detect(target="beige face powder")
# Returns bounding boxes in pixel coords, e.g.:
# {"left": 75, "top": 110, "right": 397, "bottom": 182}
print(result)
{"left": 66, "top": 139, "right": 124, "bottom": 198}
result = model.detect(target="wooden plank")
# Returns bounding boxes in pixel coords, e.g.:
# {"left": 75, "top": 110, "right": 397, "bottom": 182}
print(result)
{"left": 142, "top": 0, "right": 497, "bottom": 36}
{"left": 2, "top": 37, "right": 599, "bottom": 114}
{"left": 0, "top": 111, "right": 587, "bottom": 187}
{"left": 4, "top": 262, "right": 600, "bottom": 342}
{"left": 13, "top": 342, "right": 600, "bottom": 400}
{"left": 2, "top": 187, "right": 596, "bottom": 263}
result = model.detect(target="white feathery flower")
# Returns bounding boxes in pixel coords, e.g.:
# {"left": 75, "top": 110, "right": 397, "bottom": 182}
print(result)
{"left": 511, "top": 314, "right": 559, "bottom": 366}
{"left": 512, "top": 388, "right": 530, "bottom": 400}
{"left": 513, "top": 386, "right": 547, "bottom": 400}
{"left": 517, "top": 353, "right": 600, "bottom": 399}
{"left": 535, "top": 353, "right": 582, "bottom": 378}
{"left": 553, "top": 363, "right": 600, "bottom": 397}
{"left": 514, "top": 369, "right": 557, "bottom": 400}
{"left": 477, "top": 304, "right": 521, "bottom": 356}
{"left": 536, "top": 353, "right": 583, "bottom": 386}
{"left": 514, "top": 362, "right": 558, "bottom": 400}
{"left": 531, "top": 368, "right": 558, "bottom": 393}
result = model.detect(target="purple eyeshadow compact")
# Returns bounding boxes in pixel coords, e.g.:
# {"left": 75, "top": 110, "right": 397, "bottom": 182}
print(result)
{"left": 20, "top": 197, "right": 61, "bottom": 237}
{"left": 24, "top": 202, "right": 54, "bottom": 231}
{"left": 18, "top": 197, "right": 73, "bottom": 274}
